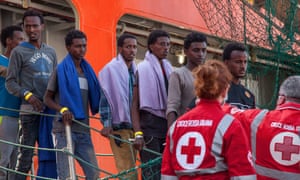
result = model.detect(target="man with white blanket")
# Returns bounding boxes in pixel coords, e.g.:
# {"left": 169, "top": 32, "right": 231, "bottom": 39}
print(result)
{"left": 131, "top": 29, "right": 173, "bottom": 179}
{"left": 98, "top": 34, "right": 138, "bottom": 179}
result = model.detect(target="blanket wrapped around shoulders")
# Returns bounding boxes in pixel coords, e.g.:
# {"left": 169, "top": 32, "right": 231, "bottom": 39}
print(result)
{"left": 57, "top": 53, "right": 100, "bottom": 120}
{"left": 138, "top": 51, "right": 173, "bottom": 118}
{"left": 99, "top": 53, "right": 137, "bottom": 124}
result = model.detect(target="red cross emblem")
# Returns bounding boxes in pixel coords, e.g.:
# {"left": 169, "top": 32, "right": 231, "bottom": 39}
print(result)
{"left": 181, "top": 137, "right": 201, "bottom": 164}
{"left": 275, "top": 136, "right": 300, "bottom": 161}
{"left": 270, "top": 132, "right": 300, "bottom": 166}
{"left": 176, "top": 132, "right": 206, "bottom": 169}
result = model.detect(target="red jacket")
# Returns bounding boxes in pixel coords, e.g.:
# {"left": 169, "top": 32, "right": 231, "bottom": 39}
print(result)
{"left": 161, "top": 100, "right": 256, "bottom": 180}
{"left": 225, "top": 102, "right": 300, "bottom": 180}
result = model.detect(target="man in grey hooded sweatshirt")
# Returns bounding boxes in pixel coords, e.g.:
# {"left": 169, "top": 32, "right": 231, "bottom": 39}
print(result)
{"left": 5, "top": 9, "right": 57, "bottom": 180}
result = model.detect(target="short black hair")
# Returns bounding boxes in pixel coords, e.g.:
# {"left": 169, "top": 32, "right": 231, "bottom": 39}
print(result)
{"left": 147, "top": 29, "right": 170, "bottom": 51}
{"left": 65, "top": 29, "right": 87, "bottom": 46}
{"left": 22, "top": 9, "right": 44, "bottom": 24}
{"left": 0, "top": 25, "right": 23, "bottom": 48}
{"left": 184, "top": 32, "right": 207, "bottom": 49}
{"left": 222, "top": 42, "right": 246, "bottom": 61}
{"left": 117, "top": 34, "right": 136, "bottom": 47}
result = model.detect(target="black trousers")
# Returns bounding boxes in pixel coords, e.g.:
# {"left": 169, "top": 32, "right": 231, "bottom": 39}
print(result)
{"left": 140, "top": 135, "right": 165, "bottom": 180}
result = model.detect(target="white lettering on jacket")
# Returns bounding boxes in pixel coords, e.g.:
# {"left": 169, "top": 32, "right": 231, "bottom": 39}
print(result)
{"left": 177, "top": 120, "right": 213, "bottom": 127}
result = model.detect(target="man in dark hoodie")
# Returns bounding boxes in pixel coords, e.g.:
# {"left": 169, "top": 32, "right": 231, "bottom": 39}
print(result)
{"left": 5, "top": 9, "right": 57, "bottom": 180}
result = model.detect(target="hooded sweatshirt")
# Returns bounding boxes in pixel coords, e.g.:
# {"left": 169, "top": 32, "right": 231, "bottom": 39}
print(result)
{"left": 6, "top": 42, "right": 57, "bottom": 110}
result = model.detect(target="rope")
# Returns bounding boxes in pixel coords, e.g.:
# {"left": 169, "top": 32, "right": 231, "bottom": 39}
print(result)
{"left": 101, "top": 157, "right": 162, "bottom": 180}
{"left": 0, "top": 166, "right": 56, "bottom": 180}
{"left": 0, "top": 106, "right": 162, "bottom": 179}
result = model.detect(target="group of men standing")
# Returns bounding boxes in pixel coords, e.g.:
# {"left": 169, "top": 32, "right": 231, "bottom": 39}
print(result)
{"left": 0, "top": 9, "right": 100, "bottom": 180}
{"left": 101, "top": 20, "right": 299, "bottom": 180}
{"left": 0, "top": 7, "right": 299, "bottom": 180}
{"left": 99, "top": 28, "right": 258, "bottom": 180}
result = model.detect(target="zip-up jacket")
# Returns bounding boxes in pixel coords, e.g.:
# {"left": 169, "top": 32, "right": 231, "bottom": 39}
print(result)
{"left": 161, "top": 99, "right": 256, "bottom": 180}
{"left": 226, "top": 102, "right": 300, "bottom": 180}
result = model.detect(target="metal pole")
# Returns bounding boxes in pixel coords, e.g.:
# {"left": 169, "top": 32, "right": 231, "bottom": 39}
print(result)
{"left": 65, "top": 124, "right": 76, "bottom": 180}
